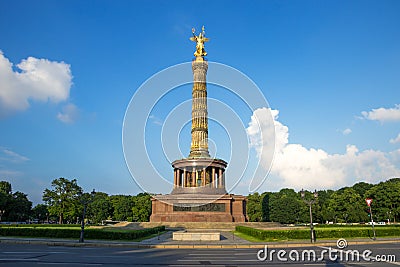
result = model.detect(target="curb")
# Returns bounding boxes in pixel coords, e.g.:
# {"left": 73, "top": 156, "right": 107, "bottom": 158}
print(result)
{"left": 1, "top": 238, "right": 399, "bottom": 249}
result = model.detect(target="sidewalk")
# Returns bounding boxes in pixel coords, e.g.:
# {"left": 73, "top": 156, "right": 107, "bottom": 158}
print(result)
{"left": 1, "top": 231, "right": 399, "bottom": 249}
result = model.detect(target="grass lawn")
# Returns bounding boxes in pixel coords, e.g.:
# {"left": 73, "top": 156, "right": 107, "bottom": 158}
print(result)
{"left": 234, "top": 231, "right": 281, "bottom": 242}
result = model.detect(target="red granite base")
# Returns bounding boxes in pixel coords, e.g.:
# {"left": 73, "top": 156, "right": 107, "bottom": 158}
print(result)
{"left": 150, "top": 194, "right": 247, "bottom": 222}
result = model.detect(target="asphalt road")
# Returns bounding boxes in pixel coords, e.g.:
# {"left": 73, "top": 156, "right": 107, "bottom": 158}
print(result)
{"left": 0, "top": 243, "right": 398, "bottom": 266}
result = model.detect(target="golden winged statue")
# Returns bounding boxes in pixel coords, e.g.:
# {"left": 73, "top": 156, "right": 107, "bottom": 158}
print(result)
{"left": 190, "top": 26, "right": 209, "bottom": 57}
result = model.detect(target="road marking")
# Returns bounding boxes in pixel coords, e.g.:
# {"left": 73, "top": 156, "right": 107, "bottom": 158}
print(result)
{"left": 178, "top": 259, "right": 258, "bottom": 262}
{"left": 0, "top": 258, "right": 39, "bottom": 261}
{"left": 2, "top": 252, "right": 70, "bottom": 254}
{"left": 187, "top": 253, "right": 233, "bottom": 256}
{"left": 85, "top": 255, "right": 127, "bottom": 258}
{"left": 40, "top": 263, "right": 102, "bottom": 266}
{"left": 387, "top": 262, "right": 400, "bottom": 266}
{"left": 185, "top": 256, "right": 237, "bottom": 259}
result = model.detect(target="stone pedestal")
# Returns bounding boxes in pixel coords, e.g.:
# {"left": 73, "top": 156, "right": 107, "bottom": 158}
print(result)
{"left": 173, "top": 231, "right": 220, "bottom": 241}
{"left": 150, "top": 193, "right": 247, "bottom": 222}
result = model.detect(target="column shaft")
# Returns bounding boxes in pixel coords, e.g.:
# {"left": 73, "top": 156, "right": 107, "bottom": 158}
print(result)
{"left": 174, "top": 169, "right": 177, "bottom": 188}
{"left": 218, "top": 168, "right": 223, "bottom": 188}
{"left": 212, "top": 167, "right": 215, "bottom": 188}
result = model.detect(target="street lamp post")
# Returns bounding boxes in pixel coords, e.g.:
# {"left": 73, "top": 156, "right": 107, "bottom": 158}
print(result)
{"left": 387, "top": 211, "right": 391, "bottom": 224}
{"left": 343, "top": 213, "right": 348, "bottom": 224}
{"left": 79, "top": 189, "right": 96, "bottom": 243}
{"left": 0, "top": 210, "right": 5, "bottom": 222}
{"left": 301, "top": 189, "right": 318, "bottom": 243}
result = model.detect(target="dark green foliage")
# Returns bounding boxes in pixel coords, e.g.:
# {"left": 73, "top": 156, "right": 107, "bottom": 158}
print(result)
{"left": 0, "top": 224, "right": 80, "bottom": 228}
{"left": 352, "top": 182, "right": 373, "bottom": 197}
{"left": 245, "top": 179, "right": 400, "bottom": 224}
{"left": 42, "top": 178, "right": 83, "bottom": 224}
{"left": 325, "top": 188, "right": 368, "bottom": 223}
{"left": 365, "top": 178, "right": 400, "bottom": 223}
{"left": 260, "top": 193, "right": 270, "bottom": 221}
{"left": 7, "top": 192, "right": 32, "bottom": 221}
{"left": 110, "top": 195, "right": 134, "bottom": 221}
{"left": 236, "top": 225, "right": 310, "bottom": 240}
{"left": 269, "top": 189, "right": 303, "bottom": 224}
{"left": 109, "top": 193, "right": 152, "bottom": 222}
{"left": 0, "top": 181, "right": 32, "bottom": 222}
{"left": 0, "top": 226, "right": 165, "bottom": 240}
{"left": 87, "top": 192, "right": 113, "bottom": 224}
{"left": 246, "top": 193, "right": 263, "bottom": 222}
{"left": 131, "top": 193, "right": 152, "bottom": 222}
{"left": 0, "top": 181, "right": 12, "bottom": 195}
{"left": 32, "top": 204, "right": 49, "bottom": 222}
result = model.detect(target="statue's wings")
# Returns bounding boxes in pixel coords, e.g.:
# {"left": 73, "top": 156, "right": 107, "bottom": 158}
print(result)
{"left": 203, "top": 37, "right": 210, "bottom": 42}
{"left": 190, "top": 36, "right": 196, "bottom": 42}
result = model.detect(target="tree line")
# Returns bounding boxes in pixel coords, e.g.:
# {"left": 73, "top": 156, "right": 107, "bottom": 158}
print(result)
{"left": 247, "top": 178, "right": 400, "bottom": 224}
{"left": 0, "top": 178, "right": 152, "bottom": 224}
{"left": 1, "top": 177, "right": 399, "bottom": 224}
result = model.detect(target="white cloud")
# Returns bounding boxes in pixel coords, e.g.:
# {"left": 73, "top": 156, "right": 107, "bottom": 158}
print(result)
{"left": 148, "top": 115, "right": 163, "bottom": 126}
{"left": 390, "top": 133, "right": 400, "bottom": 144}
{"left": 0, "top": 51, "right": 72, "bottom": 117}
{"left": 361, "top": 104, "right": 400, "bottom": 122}
{"left": 247, "top": 108, "right": 400, "bottom": 190}
{"left": 342, "top": 128, "right": 352, "bottom": 135}
{"left": 0, "top": 148, "right": 29, "bottom": 163}
{"left": 57, "top": 103, "right": 79, "bottom": 124}
{"left": 0, "top": 169, "right": 22, "bottom": 177}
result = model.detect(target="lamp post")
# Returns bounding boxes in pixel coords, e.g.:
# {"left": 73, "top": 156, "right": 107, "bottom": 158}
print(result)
{"left": 79, "top": 189, "right": 96, "bottom": 243}
{"left": 0, "top": 209, "right": 5, "bottom": 222}
{"left": 301, "top": 189, "right": 318, "bottom": 243}
{"left": 365, "top": 198, "right": 376, "bottom": 240}
{"left": 343, "top": 213, "right": 348, "bottom": 224}
{"left": 387, "top": 211, "right": 391, "bottom": 224}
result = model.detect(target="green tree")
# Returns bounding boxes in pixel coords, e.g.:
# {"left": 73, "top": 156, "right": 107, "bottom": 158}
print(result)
{"left": 87, "top": 192, "right": 113, "bottom": 224}
{"left": 318, "top": 189, "right": 334, "bottom": 223}
{"left": 32, "top": 204, "right": 49, "bottom": 222}
{"left": 110, "top": 195, "right": 134, "bottom": 221}
{"left": 326, "top": 188, "right": 367, "bottom": 223}
{"left": 269, "top": 189, "right": 302, "bottom": 224}
{"left": 246, "top": 192, "right": 262, "bottom": 222}
{"left": 0, "top": 181, "right": 12, "bottom": 195}
{"left": 0, "top": 181, "right": 12, "bottom": 220}
{"left": 0, "top": 181, "right": 32, "bottom": 222}
{"left": 260, "top": 192, "right": 270, "bottom": 221}
{"left": 132, "top": 193, "right": 152, "bottom": 222}
{"left": 8, "top": 191, "right": 32, "bottom": 221}
{"left": 42, "top": 178, "right": 83, "bottom": 224}
{"left": 365, "top": 178, "right": 400, "bottom": 223}
{"left": 352, "top": 182, "right": 373, "bottom": 198}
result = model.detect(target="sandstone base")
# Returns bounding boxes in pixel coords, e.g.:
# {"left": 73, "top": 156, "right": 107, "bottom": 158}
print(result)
{"left": 173, "top": 231, "right": 220, "bottom": 241}
{"left": 150, "top": 193, "right": 247, "bottom": 222}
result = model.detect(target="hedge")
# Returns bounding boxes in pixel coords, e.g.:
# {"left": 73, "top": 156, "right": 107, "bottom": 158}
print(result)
{"left": 236, "top": 226, "right": 400, "bottom": 241}
{"left": 0, "top": 224, "right": 80, "bottom": 228}
{"left": 314, "top": 224, "right": 400, "bottom": 228}
{"left": 0, "top": 226, "right": 165, "bottom": 240}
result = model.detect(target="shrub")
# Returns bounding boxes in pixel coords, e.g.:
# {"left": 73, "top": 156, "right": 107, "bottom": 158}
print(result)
{"left": 236, "top": 226, "right": 400, "bottom": 241}
{"left": 0, "top": 226, "right": 165, "bottom": 240}
{"left": 0, "top": 224, "right": 80, "bottom": 228}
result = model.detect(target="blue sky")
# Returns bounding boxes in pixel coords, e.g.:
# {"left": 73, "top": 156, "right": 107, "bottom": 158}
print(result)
{"left": 1, "top": 0, "right": 399, "bottom": 204}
